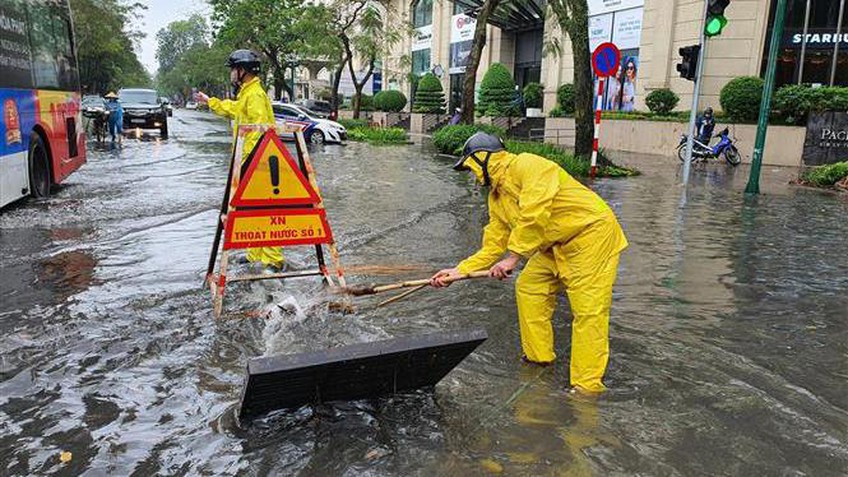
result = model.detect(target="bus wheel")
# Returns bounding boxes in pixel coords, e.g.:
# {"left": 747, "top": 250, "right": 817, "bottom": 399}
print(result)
{"left": 28, "top": 134, "right": 51, "bottom": 198}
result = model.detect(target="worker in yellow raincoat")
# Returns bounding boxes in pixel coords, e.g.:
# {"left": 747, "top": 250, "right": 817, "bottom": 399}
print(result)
{"left": 431, "top": 132, "right": 628, "bottom": 393}
{"left": 196, "top": 49, "right": 284, "bottom": 269}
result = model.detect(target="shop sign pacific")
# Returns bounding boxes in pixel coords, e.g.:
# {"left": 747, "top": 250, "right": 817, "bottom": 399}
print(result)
{"left": 803, "top": 112, "right": 848, "bottom": 166}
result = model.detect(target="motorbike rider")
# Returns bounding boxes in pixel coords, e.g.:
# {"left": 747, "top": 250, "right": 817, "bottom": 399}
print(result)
{"left": 696, "top": 107, "right": 716, "bottom": 146}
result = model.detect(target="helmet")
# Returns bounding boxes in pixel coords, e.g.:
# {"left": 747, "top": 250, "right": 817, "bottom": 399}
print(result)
{"left": 226, "top": 49, "right": 261, "bottom": 75}
{"left": 454, "top": 132, "right": 505, "bottom": 187}
{"left": 704, "top": 107, "right": 714, "bottom": 117}
{"left": 454, "top": 132, "right": 505, "bottom": 171}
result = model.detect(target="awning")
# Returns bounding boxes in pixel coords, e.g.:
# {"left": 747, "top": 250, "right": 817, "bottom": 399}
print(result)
{"left": 453, "top": 0, "right": 546, "bottom": 33}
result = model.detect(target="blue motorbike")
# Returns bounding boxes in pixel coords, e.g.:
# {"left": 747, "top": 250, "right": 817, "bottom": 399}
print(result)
{"left": 677, "top": 127, "right": 741, "bottom": 166}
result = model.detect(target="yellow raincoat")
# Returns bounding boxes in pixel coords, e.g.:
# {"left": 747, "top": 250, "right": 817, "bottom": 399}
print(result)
{"left": 208, "top": 77, "right": 283, "bottom": 268}
{"left": 456, "top": 151, "right": 628, "bottom": 392}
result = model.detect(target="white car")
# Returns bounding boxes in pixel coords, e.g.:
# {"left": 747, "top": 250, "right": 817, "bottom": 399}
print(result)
{"left": 185, "top": 101, "right": 198, "bottom": 110}
{"left": 272, "top": 102, "right": 347, "bottom": 144}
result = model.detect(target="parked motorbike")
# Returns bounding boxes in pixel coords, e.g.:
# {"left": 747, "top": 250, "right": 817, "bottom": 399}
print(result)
{"left": 677, "top": 127, "right": 741, "bottom": 166}
{"left": 83, "top": 108, "right": 110, "bottom": 143}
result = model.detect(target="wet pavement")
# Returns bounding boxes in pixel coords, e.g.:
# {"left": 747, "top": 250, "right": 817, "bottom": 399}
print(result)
{"left": 1, "top": 110, "right": 846, "bottom": 476}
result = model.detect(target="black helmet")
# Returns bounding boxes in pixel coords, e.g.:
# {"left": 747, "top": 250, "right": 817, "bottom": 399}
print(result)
{"left": 454, "top": 132, "right": 505, "bottom": 187}
{"left": 704, "top": 107, "right": 714, "bottom": 117}
{"left": 454, "top": 132, "right": 505, "bottom": 171}
{"left": 226, "top": 49, "right": 261, "bottom": 74}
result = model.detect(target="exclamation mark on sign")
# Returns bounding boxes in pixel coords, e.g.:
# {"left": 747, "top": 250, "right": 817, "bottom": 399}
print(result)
{"left": 269, "top": 155, "right": 280, "bottom": 195}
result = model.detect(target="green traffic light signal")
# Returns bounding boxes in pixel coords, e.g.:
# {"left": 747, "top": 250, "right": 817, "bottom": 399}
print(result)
{"left": 705, "top": 14, "right": 727, "bottom": 37}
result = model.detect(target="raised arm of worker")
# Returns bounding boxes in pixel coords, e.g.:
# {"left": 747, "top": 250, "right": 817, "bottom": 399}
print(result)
{"left": 195, "top": 91, "right": 236, "bottom": 119}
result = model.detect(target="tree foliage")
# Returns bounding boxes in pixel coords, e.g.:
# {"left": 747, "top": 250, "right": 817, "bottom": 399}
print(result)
{"left": 413, "top": 72, "right": 445, "bottom": 113}
{"left": 374, "top": 90, "right": 407, "bottom": 111}
{"left": 209, "top": 0, "right": 309, "bottom": 100}
{"left": 720, "top": 76, "right": 764, "bottom": 123}
{"left": 478, "top": 63, "right": 517, "bottom": 116}
{"left": 71, "top": 0, "right": 150, "bottom": 93}
{"left": 155, "top": 14, "right": 208, "bottom": 74}
{"left": 154, "top": 15, "right": 231, "bottom": 101}
{"left": 645, "top": 88, "right": 680, "bottom": 115}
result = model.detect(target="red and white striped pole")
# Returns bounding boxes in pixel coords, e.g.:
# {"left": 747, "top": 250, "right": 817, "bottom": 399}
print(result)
{"left": 590, "top": 78, "right": 605, "bottom": 179}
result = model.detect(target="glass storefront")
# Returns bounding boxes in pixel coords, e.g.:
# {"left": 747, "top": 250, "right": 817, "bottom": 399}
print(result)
{"left": 762, "top": 0, "right": 848, "bottom": 86}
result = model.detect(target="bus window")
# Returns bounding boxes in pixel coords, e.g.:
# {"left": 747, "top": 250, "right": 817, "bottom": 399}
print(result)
{"left": 0, "top": 0, "right": 34, "bottom": 89}
{"left": 27, "top": 1, "right": 77, "bottom": 90}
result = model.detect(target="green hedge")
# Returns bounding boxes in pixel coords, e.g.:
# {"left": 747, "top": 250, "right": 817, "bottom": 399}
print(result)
{"left": 549, "top": 106, "right": 566, "bottom": 118}
{"left": 432, "top": 124, "right": 637, "bottom": 178}
{"left": 772, "top": 85, "right": 848, "bottom": 125}
{"left": 432, "top": 124, "right": 507, "bottom": 155}
{"left": 645, "top": 88, "right": 680, "bottom": 115}
{"left": 556, "top": 83, "right": 576, "bottom": 115}
{"left": 504, "top": 141, "right": 636, "bottom": 178}
{"left": 801, "top": 161, "right": 848, "bottom": 187}
{"left": 374, "top": 90, "right": 408, "bottom": 112}
{"left": 479, "top": 63, "right": 518, "bottom": 116}
{"left": 720, "top": 76, "right": 763, "bottom": 123}
{"left": 523, "top": 82, "right": 544, "bottom": 108}
{"left": 337, "top": 118, "right": 370, "bottom": 130}
{"left": 413, "top": 73, "right": 445, "bottom": 113}
{"left": 347, "top": 126, "right": 408, "bottom": 145}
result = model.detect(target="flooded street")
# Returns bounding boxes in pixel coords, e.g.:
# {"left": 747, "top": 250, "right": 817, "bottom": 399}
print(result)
{"left": 1, "top": 111, "right": 847, "bottom": 476}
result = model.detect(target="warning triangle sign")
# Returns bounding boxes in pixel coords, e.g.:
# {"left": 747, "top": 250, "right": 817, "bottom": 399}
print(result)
{"left": 231, "top": 131, "right": 320, "bottom": 207}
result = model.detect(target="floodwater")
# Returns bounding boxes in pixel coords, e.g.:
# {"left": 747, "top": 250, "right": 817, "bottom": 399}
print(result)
{"left": 1, "top": 111, "right": 846, "bottom": 476}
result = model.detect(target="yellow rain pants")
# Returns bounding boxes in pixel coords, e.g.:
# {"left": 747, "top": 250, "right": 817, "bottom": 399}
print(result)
{"left": 456, "top": 150, "right": 627, "bottom": 392}
{"left": 209, "top": 77, "right": 283, "bottom": 268}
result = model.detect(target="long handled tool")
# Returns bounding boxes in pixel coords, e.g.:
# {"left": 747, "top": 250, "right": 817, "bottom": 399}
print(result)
{"left": 342, "top": 271, "right": 491, "bottom": 297}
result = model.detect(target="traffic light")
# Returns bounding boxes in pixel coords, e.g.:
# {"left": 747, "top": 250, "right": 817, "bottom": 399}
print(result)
{"left": 705, "top": 0, "right": 730, "bottom": 37}
{"left": 677, "top": 45, "right": 701, "bottom": 81}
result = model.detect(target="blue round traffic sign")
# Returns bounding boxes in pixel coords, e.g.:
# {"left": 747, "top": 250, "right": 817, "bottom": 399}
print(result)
{"left": 592, "top": 42, "right": 621, "bottom": 78}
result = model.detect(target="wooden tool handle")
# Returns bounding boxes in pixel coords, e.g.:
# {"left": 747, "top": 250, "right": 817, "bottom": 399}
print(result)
{"left": 349, "top": 270, "right": 491, "bottom": 296}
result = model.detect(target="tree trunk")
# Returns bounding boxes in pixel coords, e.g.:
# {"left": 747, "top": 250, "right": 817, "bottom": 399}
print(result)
{"left": 330, "top": 55, "right": 348, "bottom": 115}
{"left": 460, "top": 0, "right": 501, "bottom": 124}
{"left": 348, "top": 56, "right": 375, "bottom": 120}
{"left": 563, "top": 0, "right": 596, "bottom": 160}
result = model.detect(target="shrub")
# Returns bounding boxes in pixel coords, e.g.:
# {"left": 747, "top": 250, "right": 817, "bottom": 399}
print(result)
{"left": 772, "top": 85, "right": 848, "bottom": 124}
{"left": 549, "top": 106, "right": 565, "bottom": 118}
{"left": 374, "top": 90, "right": 408, "bottom": 112}
{"left": 645, "top": 88, "right": 680, "bottom": 115}
{"left": 432, "top": 124, "right": 506, "bottom": 155}
{"left": 347, "top": 126, "right": 408, "bottom": 145}
{"left": 556, "top": 83, "right": 576, "bottom": 115}
{"left": 801, "top": 161, "right": 848, "bottom": 187}
{"left": 412, "top": 73, "right": 446, "bottom": 113}
{"left": 337, "top": 118, "right": 370, "bottom": 130}
{"left": 504, "top": 141, "right": 637, "bottom": 178}
{"left": 720, "top": 76, "right": 763, "bottom": 123}
{"left": 479, "top": 63, "right": 518, "bottom": 116}
{"left": 358, "top": 94, "right": 374, "bottom": 111}
{"left": 523, "top": 82, "right": 544, "bottom": 109}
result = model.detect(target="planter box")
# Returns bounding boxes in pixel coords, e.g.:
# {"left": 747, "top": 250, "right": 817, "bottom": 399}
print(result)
{"left": 526, "top": 108, "right": 544, "bottom": 118}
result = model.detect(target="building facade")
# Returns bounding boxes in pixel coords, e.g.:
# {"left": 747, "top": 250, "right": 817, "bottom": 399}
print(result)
{"left": 383, "top": 0, "right": 848, "bottom": 114}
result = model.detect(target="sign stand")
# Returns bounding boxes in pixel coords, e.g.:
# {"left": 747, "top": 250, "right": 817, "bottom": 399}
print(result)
{"left": 205, "top": 125, "right": 345, "bottom": 317}
{"left": 591, "top": 42, "right": 621, "bottom": 179}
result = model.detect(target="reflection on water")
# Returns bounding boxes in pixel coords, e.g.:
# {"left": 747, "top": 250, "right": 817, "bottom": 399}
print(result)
{"left": 0, "top": 111, "right": 846, "bottom": 475}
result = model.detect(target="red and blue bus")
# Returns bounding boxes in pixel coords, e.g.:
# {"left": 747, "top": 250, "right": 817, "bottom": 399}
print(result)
{"left": 0, "top": 0, "right": 85, "bottom": 209}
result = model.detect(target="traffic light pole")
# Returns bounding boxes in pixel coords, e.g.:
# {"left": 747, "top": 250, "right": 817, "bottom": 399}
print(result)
{"left": 745, "top": 0, "right": 788, "bottom": 195}
{"left": 682, "top": 0, "right": 711, "bottom": 186}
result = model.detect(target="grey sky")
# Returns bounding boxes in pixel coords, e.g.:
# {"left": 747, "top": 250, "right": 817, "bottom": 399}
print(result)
{"left": 134, "top": 0, "right": 211, "bottom": 74}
